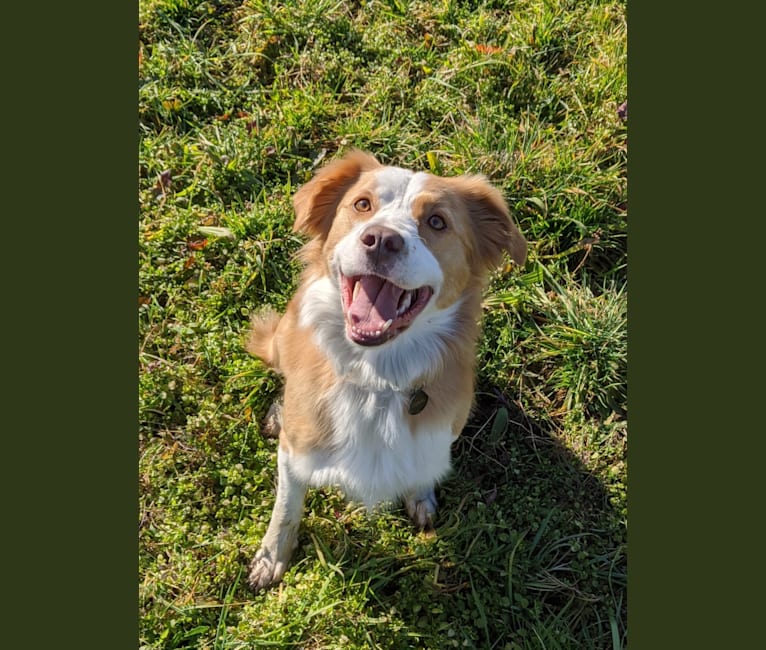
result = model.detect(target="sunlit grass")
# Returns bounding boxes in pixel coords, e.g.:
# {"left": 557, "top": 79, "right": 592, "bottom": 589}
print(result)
{"left": 139, "top": 0, "right": 627, "bottom": 647}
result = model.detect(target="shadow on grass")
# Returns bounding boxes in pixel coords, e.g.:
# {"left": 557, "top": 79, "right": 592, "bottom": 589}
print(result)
{"left": 434, "top": 392, "right": 627, "bottom": 648}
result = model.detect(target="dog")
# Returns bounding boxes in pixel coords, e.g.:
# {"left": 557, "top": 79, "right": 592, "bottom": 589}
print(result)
{"left": 245, "top": 150, "right": 527, "bottom": 592}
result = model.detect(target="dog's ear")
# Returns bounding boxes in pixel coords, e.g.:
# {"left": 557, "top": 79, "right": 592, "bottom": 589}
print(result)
{"left": 453, "top": 175, "right": 527, "bottom": 270}
{"left": 293, "top": 150, "right": 380, "bottom": 238}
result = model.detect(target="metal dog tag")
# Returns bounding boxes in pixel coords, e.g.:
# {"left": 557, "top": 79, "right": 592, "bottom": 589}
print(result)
{"left": 408, "top": 388, "right": 429, "bottom": 415}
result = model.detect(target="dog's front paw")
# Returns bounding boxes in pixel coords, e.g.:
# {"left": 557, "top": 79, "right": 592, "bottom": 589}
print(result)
{"left": 404, "top": 488, "right": 438, "bottom": 530}
{"left": 247, "top": 547, "right": 289, "bottom": 593}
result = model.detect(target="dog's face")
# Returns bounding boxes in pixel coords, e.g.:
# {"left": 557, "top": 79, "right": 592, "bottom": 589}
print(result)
{"left": 293, "top": 150, "right": 527, "bottom": 348}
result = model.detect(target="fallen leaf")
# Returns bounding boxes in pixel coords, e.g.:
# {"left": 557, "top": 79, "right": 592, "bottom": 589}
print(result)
{"left": 476, "top": 44, "right": 503, "bottom": 55}
{"left": 490, "top": 407, "right": 509, "bottom": 440}
{"left": 617, "top": 100, "right": 627, "bottom": 121}
{"left": 162, "top": 98, "right": 181, "bottom": 111}
{"left": 426, "top": 151, "right": 439, "bottom": 174}
{"left": 153, "top": 170, "right": 172, "bottom": 196}
{"left": 198, "top": 226, "right": 235, "bottom": 240}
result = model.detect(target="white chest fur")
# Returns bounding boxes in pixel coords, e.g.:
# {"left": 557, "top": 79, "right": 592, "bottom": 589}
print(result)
{"left": 288, "top": 382, "right": 454, "bottom": 509}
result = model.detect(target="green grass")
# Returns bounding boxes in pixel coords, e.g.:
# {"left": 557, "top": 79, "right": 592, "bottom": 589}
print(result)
{"left": 139, "top": 0, "right": 627, "bottom": 647}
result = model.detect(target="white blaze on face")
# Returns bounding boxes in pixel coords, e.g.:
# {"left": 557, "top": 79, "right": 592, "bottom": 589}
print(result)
{"left": 333, "top": 168, "right": 444, "bottom": 294}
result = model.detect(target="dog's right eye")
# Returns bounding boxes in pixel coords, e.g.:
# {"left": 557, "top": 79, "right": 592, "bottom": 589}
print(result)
{"left": 354, "top": 198, "right": 372, "bottom": 212}
{"left": 427, "top": 214, "right": 447, "bottom": 231}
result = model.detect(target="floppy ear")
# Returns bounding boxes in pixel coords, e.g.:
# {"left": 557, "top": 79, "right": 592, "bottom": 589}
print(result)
{"left": 293, "top": 150, "right": 380, "bottom": 238}
{"left": 453, "top": 175, "right": 527, "bottom": 270}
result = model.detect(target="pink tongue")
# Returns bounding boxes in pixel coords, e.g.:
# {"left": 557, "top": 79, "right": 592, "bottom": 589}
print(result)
{"left": 348, "top": 276, "right": 405, "bottom": 331}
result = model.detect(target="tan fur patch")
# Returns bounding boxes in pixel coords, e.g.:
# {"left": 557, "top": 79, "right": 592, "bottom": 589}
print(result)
{"left": 293, "top": 150, "right": 380, "bottom": 239}
{"left": 271, "top": 290, "right": 337, "bottom": 454}
{"left": 406, "top": 293, "right": 483, "bottom": 438}
{"left": 442, "top": 175, "right": 527, "bottom": 269}
{"left": 246, "top": 309, "right": 281, "bottom": 368}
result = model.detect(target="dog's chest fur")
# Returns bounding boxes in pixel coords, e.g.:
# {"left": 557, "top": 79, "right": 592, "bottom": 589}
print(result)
{"left": 288, "top": 380, "right": 454, "bottom": 508}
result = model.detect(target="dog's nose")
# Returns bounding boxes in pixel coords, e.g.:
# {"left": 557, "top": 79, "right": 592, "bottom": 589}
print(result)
{"left": 360, "top": 226, "right": 404, "bottom": 257}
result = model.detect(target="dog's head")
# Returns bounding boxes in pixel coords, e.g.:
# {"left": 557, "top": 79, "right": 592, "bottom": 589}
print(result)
{"left": 293, "top": 150, "right": 527, "bottom": 348}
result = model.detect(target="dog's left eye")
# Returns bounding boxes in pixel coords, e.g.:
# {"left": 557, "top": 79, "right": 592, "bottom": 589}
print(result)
{"left": 354, "top": 198, "right": 372, "bottom": 212}
{"left": 427, "top": 214, "right": 447, "bottom": 230}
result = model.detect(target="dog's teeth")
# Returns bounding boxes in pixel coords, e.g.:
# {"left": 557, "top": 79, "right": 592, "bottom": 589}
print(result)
{"left": 397, "top": 291, "right": 413, "bottom": 316}
{"left": 381, "top": 319, "right": 393, "bottom": 332}
{"left": 352, "top": 281, "right": 361, "bottom": 301}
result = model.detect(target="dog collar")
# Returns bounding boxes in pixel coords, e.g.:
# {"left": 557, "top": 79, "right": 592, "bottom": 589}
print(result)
{"left": 408, "top": 387, "right": 429, "bottom": 415}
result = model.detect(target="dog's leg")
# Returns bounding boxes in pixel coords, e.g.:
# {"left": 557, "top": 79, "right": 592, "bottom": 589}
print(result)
{"left": 247, "top": 447, "right": 307, "bottom": 592}
{"left": 261, "top": 401, "right": 282, "bottom": 438}
{"left": 404, "top": 486, "right": 438, "bottom": 530}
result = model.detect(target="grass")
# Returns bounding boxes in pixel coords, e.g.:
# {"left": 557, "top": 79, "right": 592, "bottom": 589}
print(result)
{"left": 139, "top": 0, "right": 627, "bottom": 647}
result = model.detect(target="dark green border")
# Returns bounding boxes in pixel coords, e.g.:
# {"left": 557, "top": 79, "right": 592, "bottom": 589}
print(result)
{"left": 629, "top": 2, "right": 763, "bottom": 646}
{"left": 4, "top": 4, "right": 137, "bottom": 648}
{"left": 6, "top": 1, "right": 760, "bottom": 647}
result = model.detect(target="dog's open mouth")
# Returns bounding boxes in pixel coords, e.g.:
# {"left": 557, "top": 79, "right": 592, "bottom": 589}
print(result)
{"left": 340, "top": 274, "right": 433, "bottom": 346}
